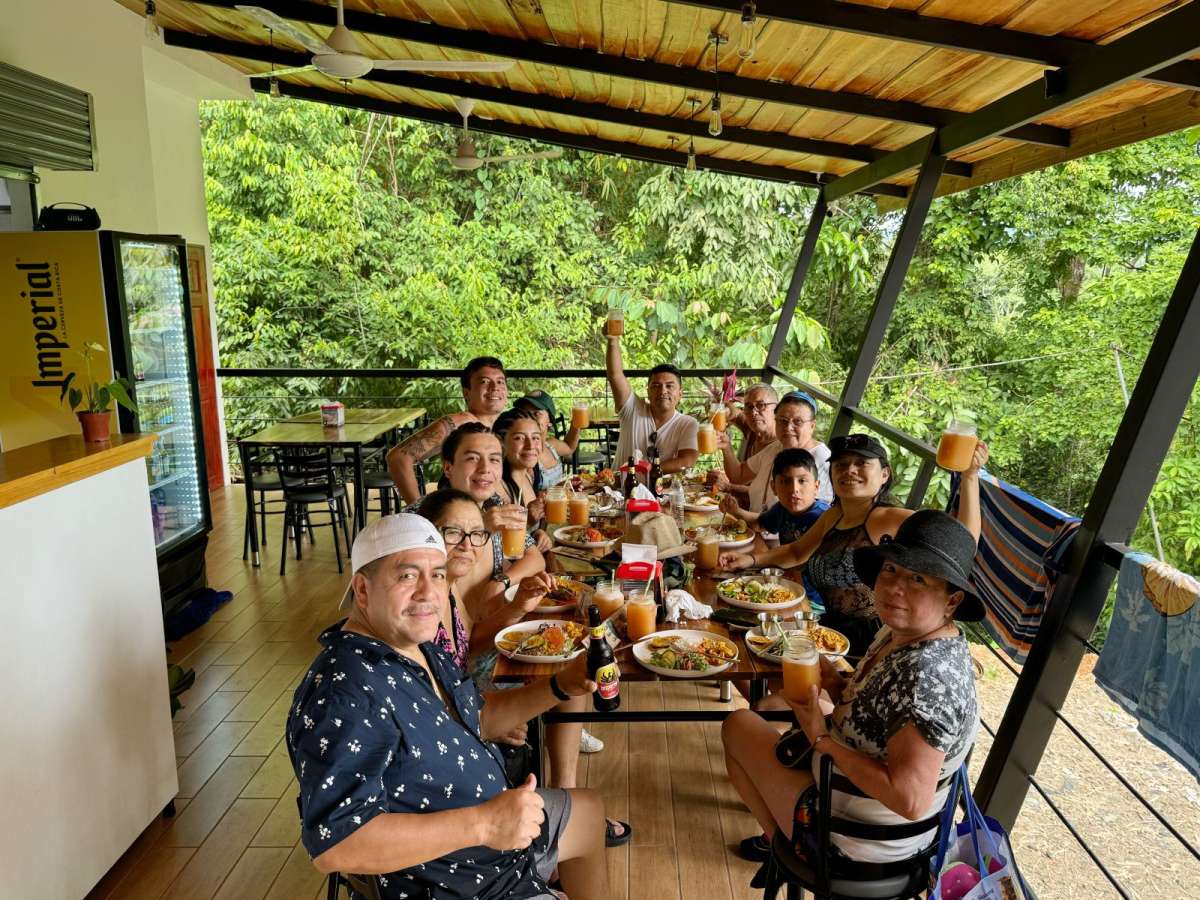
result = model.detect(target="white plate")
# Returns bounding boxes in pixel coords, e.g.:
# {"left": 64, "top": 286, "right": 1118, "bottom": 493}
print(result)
{"left": 553, "top": 525, "right": 621, "bottom": 549}
{"left": 745, "top": 624, "right": 851, "bottom": 662}
{"left": 684, "top": 526, "right": 753, "bottom": 550}
{"left": 717, "top": 576, "right": 806, "bottom": 611}
{"left": 632, "top": 629, "right": 738, "bottom": 679}
{"left": 503, "top": 578, "right": 592, "bottom": 613}
{"left": 495, "top": 619, "right": 588, "bottom": 664}
{"left": 684, "top": 498, "right": 722, "bottom": 512}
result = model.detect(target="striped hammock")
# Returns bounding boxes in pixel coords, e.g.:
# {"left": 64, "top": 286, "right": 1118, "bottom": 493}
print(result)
{"left": 948, "top": 471, "right": 1080, "bottom": 664}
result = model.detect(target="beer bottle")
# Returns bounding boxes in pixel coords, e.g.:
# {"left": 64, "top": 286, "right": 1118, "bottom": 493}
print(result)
{"left": 646, "top": 436, "right": 663, "bottom": 499}
{"left": 586, "top": 604, "right": 620, "bottom": 712}
{"left": 622, "top": 456, "right": 637, "bottom": 499}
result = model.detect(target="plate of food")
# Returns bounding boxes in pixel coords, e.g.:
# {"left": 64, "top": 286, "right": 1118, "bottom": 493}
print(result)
{"left": 504, "top": 576, "right": 593, "bottom": 613}
{"left": 716, "top": 576, "right": 806, "bottom": 611}
{"left": 495, "top": 620, "right": 588, "bottom": 664}
{"left": 683, "top": 488, "right": 723, "bottom": 512}
{"left": 572, "top": 468, "right": 617, "bottom": 492}
{"left": 745, "top": 624, "right": 850, "bottom": 662}
{"left": 632, "top": 629, "right": 739, "bottom": 678}
{"left": 554, "top": 523, "right": 623, "bottom": 549}
{"left": 685, "top": 516, "right": 753, "bottom": 549}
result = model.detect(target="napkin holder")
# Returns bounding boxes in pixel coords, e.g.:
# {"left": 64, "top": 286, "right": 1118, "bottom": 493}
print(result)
{"left": 320, "top": 402, "right": 345, "bottom": 427}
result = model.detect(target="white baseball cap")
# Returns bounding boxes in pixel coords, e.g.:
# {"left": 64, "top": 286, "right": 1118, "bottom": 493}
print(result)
{"left": 339, "top": 513, "right": 447, "bottom": 610}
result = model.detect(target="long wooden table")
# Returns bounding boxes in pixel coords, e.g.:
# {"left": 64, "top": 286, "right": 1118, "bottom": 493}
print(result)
{"left": 237, "top": 408, "right": 425, "bottom": 565}
{"left": 284, "top": 407, "right": 425, "bottom": 429}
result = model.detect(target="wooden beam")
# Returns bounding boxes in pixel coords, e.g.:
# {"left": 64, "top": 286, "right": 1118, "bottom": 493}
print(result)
{"left": 165, "top": 28, "right": 969, "bottom": 177}
{"left": 828, "top": 1, "right": 1200, "bottom": 200}
{"left": 180, "top": 0, "right": 1068, "bottom": 148}
{"left": 252, "top": 79, "right": 910, "bottom": 197}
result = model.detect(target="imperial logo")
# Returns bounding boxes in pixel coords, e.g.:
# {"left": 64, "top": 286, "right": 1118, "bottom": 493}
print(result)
{"left": 18, "top": 261, "right": 70, "bottom": 393}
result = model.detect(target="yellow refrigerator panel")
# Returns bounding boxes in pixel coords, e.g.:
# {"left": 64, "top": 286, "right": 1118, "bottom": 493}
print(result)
{"left": 0, "top": 232, "right": 115, "bottom": 450}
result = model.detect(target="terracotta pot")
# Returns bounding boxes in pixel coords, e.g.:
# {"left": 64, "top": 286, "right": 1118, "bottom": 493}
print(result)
{"left": 77, "top": 410, "right": 112, "bottom": 443}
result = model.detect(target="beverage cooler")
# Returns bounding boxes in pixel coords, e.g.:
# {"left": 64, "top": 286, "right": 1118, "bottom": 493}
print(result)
{"left": 0, "top": 230, "right": 211, "bottom": 611}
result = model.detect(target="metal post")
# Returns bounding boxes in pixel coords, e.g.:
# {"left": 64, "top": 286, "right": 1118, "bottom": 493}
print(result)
{"left": 764, "top": 192, "right": 828, "bottom": 380}
{"left": 1112, "top": 344, "right": 1166, "bottom": 561}
{"left": 906, "top": 457, "right": 936, "bottom": 509}
{"left": 831, "top": 144, "right": 947, "bottom": 438}
{"left": 976, "top": 224, "right": 1200, "bottom": 827}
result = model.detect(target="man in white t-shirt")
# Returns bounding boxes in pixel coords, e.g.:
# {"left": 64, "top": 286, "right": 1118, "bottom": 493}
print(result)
{"left": 604, "top": 327, "right": 699, "bottom": 472}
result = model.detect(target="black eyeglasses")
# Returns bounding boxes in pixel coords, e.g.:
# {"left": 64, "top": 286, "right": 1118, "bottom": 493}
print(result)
{"left": 745, "top": 401, "right": 778, "bottom": 412}
{"left": 831, "top": 434, "right": 871, "bottom": 451}
{"left": 440, "top": 526, "right": 492, "bottom": 547}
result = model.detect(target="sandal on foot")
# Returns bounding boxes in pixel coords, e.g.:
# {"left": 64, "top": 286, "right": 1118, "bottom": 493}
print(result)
{"left": 605, "top": 819, "right": 633, "bottom": 847}
{"left": 738, "top": 833, "right": 771, "bottom": 862}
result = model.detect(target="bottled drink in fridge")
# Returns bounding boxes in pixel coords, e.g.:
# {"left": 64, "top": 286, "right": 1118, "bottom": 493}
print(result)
{"left": 586, "top": 604, "right": 621, "bottom": 712}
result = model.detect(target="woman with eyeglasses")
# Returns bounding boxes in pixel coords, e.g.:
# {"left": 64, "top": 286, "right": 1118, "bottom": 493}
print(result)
{"left": 716, "top": 391, "right": 832, "bottom": 519}
{"left": 721, "top": 433, "right": 986, "bottom": 659}
{"left": 416, "top": 488, "right": 635, "bottom": 847}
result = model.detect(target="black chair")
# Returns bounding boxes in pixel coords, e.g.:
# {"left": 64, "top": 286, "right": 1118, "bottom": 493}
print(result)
{"left": 275, "top": 446, "right": 354, "bottom": 575}
{"left": 759, "top": 754, "right": 954, "bottom": 900}
{"left": 361, "top": 468, "right": 403, "bottom": 517}
{"left": 327, "top": 873, "right": 381, "bottom": 900}
{"left": 560, "top": 411, "right": 606, "bottom": 472}
{"left": 240, "top": 452, "right": 290, "bottom": 560}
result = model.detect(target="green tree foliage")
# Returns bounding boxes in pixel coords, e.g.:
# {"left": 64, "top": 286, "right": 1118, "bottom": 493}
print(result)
{"left": 202, "top": 99, "right": 1200, "bottom": 588}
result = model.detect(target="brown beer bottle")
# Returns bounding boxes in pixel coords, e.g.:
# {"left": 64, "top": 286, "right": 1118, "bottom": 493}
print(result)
{"left": 646, "top": 435, "right": 663, "bottom": 499}
{"left": 622, "top": 456, "right": 637, "bottom": 499}
{"left": 586, "top": 604, "right": 620, "bottom": 712}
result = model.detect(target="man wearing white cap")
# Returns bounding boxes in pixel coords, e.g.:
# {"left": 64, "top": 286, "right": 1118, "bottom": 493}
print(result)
{"left": 287, "top": 514, "right": 610, "bottom": 900}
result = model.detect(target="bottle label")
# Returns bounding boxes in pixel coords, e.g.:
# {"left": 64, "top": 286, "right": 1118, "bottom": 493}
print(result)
{"left": 591, "top": 624, "right": 606, "bottom": 641}
{"left": 594, "top": 662, "right": 620, "bottom": 700}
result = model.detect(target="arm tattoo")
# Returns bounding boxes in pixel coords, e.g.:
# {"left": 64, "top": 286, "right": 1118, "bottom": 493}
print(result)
{"left": 398, "top": 416, "right": 456, "bottom": 463}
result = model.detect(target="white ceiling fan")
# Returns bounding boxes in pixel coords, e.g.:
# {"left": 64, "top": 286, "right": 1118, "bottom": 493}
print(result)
{"left": 451, "top": 98, "right": 563, "bottom": 170}
{"left": 237, "top": 0, "right": 514, "bottom": 81}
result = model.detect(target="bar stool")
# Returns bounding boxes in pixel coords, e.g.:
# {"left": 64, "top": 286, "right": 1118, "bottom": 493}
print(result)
{"left": 241, "top": 452, "right": 290, "bottom": 560}
{"left": 275, "top": 446, "right": 353, "bottom": 575}
{"left": 361, "top": 468, "right": 403, "bottom": 517}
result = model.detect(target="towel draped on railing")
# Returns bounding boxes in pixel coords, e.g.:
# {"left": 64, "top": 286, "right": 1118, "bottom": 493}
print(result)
{"left": 948, "top": 471, "right": 1080, "bottom": 664}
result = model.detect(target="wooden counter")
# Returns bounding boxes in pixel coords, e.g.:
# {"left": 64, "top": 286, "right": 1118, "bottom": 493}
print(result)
{"left": 0, "top": 432, "right": 156, "bottom": 510}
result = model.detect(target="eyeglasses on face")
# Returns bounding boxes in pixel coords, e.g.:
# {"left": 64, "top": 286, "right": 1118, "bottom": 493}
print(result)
{"left": 440, "top": 526, "right": 492, "bottom": 547}
{"left": 775, "top": 415, "right": 813, "bottom": 428}
{"left": 745, "top": 401, "right": 778, "bottom": 412}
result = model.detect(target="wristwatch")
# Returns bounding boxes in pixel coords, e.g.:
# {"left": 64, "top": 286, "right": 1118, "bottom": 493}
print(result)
{"left": 492, "top": 573, "right": 511, "bottom": 590}
{"left": 548, "top": 674, "right": 571, "bottom": 702}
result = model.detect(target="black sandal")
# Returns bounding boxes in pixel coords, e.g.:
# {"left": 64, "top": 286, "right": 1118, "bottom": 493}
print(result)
{"left": 738, "top": 833, "right": 771, "bottom": 862}
{"left": 605, "top": 819, "right": 633, "bottom": 847}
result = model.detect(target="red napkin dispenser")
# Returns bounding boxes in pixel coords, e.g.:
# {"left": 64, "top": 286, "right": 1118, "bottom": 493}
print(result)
{"left": 625, "top": 498, "right": 661, "bottom": 515}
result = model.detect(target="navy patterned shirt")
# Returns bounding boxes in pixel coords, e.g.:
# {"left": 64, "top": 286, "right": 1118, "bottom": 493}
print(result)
{"left": 286, "top": 621, "right": 549, "bottom": 899}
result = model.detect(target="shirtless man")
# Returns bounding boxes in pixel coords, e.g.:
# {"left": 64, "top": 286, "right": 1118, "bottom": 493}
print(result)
{"left": 388, "top": 356, "right": 508, "bottom": 503}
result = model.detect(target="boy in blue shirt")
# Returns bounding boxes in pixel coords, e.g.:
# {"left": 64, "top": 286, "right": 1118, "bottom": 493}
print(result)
{"left": 726, "top": 447, "right": 829, "bottom": 543}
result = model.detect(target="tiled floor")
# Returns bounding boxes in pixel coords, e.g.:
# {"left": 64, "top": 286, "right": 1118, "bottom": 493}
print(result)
{"left": 87, "top": 486, "right": 763, "bottom": 900}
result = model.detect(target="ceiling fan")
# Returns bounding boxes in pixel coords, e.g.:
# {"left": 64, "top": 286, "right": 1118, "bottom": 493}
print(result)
{"left": 236, "top": 0, "right": 514, "bottom": 81}
{"left": 451, "top": 98, "right": 563, "bottom": 170}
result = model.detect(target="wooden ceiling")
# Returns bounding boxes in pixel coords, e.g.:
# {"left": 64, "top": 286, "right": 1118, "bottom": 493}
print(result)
{"left": 119, "top": 0, "right": 1200, "bottom": 199}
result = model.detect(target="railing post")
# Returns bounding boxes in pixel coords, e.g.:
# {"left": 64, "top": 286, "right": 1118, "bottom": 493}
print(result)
{"left": 906, "top": 457, "right": 936, "bottom": 509}
{"left": 976, "top": 222, "right": 1200, "bottom": 828}
{"left": 831, "top": 142, "right": 946, "bottom": 439}
{"left": 764, "top": 190, "right": 828, "bottom": 381}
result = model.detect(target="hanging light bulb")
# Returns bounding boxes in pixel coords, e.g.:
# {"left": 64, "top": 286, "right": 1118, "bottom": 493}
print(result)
{"left": 708, "top": 95, "right": 723, "bottom": 137}
{"left": 686, "top": 137, "right": 697, "bottom": 171}
{"left": 737, "top": 2, "right": 757, "bottom": 60}
{"left": 144, "top": 0, "right": 161, "bottom": 40}
{"left": 269, "top": 77, "right": 281, "bottom": 99}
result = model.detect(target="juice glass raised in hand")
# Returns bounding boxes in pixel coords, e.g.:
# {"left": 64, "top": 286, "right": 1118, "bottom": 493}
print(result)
{"left": 711, "top": 405, "right": 728, "bottom": 432}
{"left": 627, "top": 593, "right": 657, "bottom": 641}
{"left": 606, "top": 309, "right": 625, "bottom": 337}
{"left": 936, "top": 420, "right": 979, "bottom": 472}
{"left": 501, "top": 526, "right": 526, "bottom": 560}
{"left": 568, "top": 496, "right": 590, "bottom": 526}
{"left": 571, "top": 404, "right": 590, "bottom": 430}
{"left": 697, "top": 423, "right": 717, "bottom": 455}
{"left": 545, "top": 487, "right": 568, "bottom": 525}
{"left": 782, "top": 637, "right": 821, "bottom": 702}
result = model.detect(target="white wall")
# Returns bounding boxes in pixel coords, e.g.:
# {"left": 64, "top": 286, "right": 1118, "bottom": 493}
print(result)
{"left": 1, "top": 0, "right": 250, "bottom": 480}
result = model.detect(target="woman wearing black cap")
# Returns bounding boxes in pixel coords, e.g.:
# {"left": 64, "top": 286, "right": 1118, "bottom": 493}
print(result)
{"left": 722, "top": 510, "right": 983, "bottom": 866}
{"left": 721, "top": 432, "right": 987, "bottom": 659}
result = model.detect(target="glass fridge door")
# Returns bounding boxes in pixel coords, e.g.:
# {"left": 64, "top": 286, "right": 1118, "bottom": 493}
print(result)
{"left": 118, "top": 239, "right": 206, "bottom": 553}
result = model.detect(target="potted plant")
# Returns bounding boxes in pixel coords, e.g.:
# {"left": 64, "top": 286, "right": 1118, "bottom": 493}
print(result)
{"left": 60, "top": 342, "right": 138, "bottom": 442}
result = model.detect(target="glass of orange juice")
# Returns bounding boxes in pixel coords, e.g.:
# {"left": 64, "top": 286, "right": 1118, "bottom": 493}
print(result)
{"left": 545, "top": 487, "right": 568, "bottom": 525}
{"left": 782, "top": 636, "right": 821, "bottom": 702}
{"left": 568, "top": 495, "right": 590, "bottom": 526}
{"left": 627, "top": 592, "right": 657, "bottom": 641}
{"left": 501, "top": 526, "right": 526, "bottom": 560}
{"left": 936, "top": 420, "right": 978, "bottom": 472}
{"left": 606, "top": 309, "right": 625, "bottom": 337}
{"left": 711, "top": 404, "right": 728, "bottom": 432}
{"left": 594, "top": 578, "right": 625, "bottom": 620}
{"left": 571, "top": 403, "right": 590, "bottom": 430}
{"left": 697, "top": 423, "right": 717, "bottom": 455}
{"left": 696, "top": 530, "right": 721, "bottom": 569}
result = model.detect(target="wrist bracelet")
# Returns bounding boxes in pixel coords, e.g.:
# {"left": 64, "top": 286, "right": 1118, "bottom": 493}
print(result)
{"left": 548, "top": 674, "right": 571, "bottom": 702}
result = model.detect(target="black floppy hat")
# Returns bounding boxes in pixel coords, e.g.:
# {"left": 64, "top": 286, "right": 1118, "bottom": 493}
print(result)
{"left": 853, "top": 509, "right": 985, "bottom": 622}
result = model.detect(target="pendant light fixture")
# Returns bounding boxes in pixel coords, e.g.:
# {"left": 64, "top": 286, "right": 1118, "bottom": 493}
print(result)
{"left": 686, "top": 98, "right": 700, "bottom": 170}
{"left": 737, "top": 2, "right": 757, "bottom": 60}
{"left": 267, "top": 28, "right": 281, "bottom": 99}
{"left": 708, "top": 32, "right": 727, "bottom": 138}
{"left": 144, "top": 0, "right": 161, "bottom": 41}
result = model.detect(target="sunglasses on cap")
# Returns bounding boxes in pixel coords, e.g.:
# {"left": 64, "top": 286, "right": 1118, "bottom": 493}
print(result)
{"left": 829, "top": 433, "right": 888, "bottom": 460}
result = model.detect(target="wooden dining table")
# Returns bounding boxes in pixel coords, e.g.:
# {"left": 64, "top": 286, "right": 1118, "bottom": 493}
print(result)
{"left": 237, "top": 406, "right": 424, "bottom": 565}
{"left": 283, "top": 407, "right": 426, "bottom": 429}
